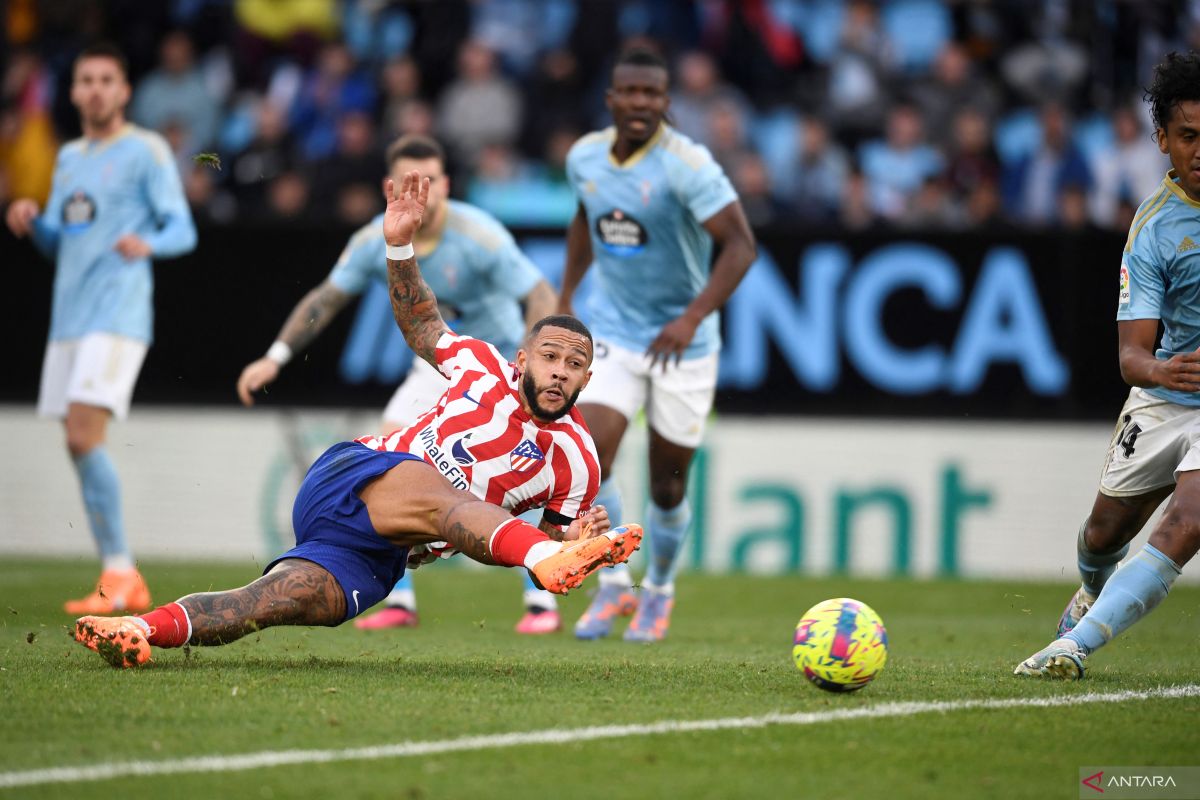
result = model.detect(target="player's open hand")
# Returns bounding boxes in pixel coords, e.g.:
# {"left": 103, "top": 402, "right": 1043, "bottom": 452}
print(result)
{"left": 564, "top": 504, "right": 610, "bottom": 541}
{"left": 5, "top": 199, "right": 39, "bottom": 237}
{"left": 383, "top": 171, "right": 429, "bottom": 249}
{"left": 646, "top": 315, "right": 700, "bottom": 371}
{"left": 236, "top": 357, "right": 281, "bottom": 406}
{"left": 1150, "top": 351, "right": 1200, "bottom": 393}
{"left": 114, "top": 234, "right": 152, "bottom": 260}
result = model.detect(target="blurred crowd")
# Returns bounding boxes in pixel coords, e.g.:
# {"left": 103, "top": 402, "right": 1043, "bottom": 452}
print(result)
{"left": 2, "top": 0, "right": 1198, "bottom": 233}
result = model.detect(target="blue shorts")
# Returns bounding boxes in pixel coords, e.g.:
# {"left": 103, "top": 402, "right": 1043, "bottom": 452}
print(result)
{"left": 265, "top": 441, "right": 424, "bottom": 622}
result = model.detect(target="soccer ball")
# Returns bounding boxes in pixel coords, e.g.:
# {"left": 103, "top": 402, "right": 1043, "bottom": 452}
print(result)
{"left": 792, "top": 597, "right": 888, "bottom": 692}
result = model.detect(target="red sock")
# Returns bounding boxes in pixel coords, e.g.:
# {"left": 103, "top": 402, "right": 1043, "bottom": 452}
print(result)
{"left": 139, "top": 602, "right": 191, "bottom": 648}
{"left": 488, "top": 519, "right": 552, "bottom": 567}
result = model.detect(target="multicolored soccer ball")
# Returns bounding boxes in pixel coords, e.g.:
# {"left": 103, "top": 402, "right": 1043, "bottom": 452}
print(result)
{"left": 792, "top": 598, "right": 888, "bottom": 692}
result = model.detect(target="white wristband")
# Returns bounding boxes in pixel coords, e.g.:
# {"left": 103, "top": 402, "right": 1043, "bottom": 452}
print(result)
{"left": 386, "top": 242, "right": 414, "bottom": 261}
{"left": 266, "top": 341, "right": 293, "bottom": 366}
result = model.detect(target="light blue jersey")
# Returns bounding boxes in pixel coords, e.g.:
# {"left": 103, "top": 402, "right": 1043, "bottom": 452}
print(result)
{"left": 1117, "top": 170, "right": 1200, "bottom": 406}
{"left": 566, "top": 124, "right": 738, "bottom": 359}
{"left": 32, "top": 124, "right": 196, "bottom": 343}
{"left": 329, "top": 200, "right": 543, "bottom": 359}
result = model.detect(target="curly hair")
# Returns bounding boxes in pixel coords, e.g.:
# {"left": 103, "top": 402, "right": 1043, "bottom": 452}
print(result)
{"left": 1145, "top": 51, "right": 1200, "bottom": 133}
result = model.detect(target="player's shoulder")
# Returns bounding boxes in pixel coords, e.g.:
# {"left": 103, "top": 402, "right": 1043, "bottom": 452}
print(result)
{"left": 1126, "top": 174, "right": 1199, "bottom": 255}
{"left": 122, "top": 124, "right": 175, "bottom": 166}
{"left": 567, "top": 127, "right": 616, "bottom": 163}
{"left": 656, "top": 125, "right": 717, "bottom": 172}
{"left": 58, "top": 136, "right": 87, "bottom": 161}
{"left": 444, "top": 200, "right": 512, "bottom": 252}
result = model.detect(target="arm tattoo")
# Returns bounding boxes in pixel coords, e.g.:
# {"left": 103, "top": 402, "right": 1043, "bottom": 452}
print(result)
{"left": 442, "top": 519, "right": 493, "bottom": 563}
{"left": 388, "top": 255, "right": 448, "bottom": 368}
{"left": 177, "top": 560, "right": 346, "bottom": 645}
{"left": 278, "top": 282, "right": 352, "bottom": 353}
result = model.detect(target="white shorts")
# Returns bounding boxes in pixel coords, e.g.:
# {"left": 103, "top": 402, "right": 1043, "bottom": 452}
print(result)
{"left": 381, "top": 356, "right": 450, "bottom": 429}
{"left": 1099, "top": 387, "right": 1200, "bottom": 496}
{"left": 577, "top": 338, "right": 718, "bottom": 449}
{"left": 37, "top": 333, "right": 148, "bottom": 420}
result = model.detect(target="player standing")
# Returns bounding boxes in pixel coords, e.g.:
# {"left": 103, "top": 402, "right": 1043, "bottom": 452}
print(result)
{"left": 236, "top": 135, "right": 564, "bottom": 633}
{"left": 559, "top": 48, "right": 756, "bottom": 641}
{"left": 5, "top": 43, "right": 197, "bottom": 614}
{"left": 72, "top": 171, "right": 642, "bottom": 668}
{"left": 1015, "top": 51, "right": 1200, "bottom": 679}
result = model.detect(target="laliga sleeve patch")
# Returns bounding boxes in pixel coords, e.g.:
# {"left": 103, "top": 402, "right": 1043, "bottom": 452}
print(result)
{"left": 1119, "top": 262, "right": 1131, "bottom": 306}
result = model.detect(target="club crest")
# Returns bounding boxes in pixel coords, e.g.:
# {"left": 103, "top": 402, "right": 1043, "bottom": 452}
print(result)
{"left": 509, "top": 439, "right": 545, "bottom": 472}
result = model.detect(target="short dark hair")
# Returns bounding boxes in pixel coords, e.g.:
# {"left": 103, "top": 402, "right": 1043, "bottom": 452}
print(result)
{"left": 1146, "top": 51, "right": 1200, "bottom": 134}
{"left": 385, "top": 134, "right": 445, "bottom": 169}
{"left": 527, "top": 314, "right": 593, "bottom": 347}
{"left": 74, "top": 42, "right": 129, "bottom": 80}
{"left": 612, "top": 46, "right": 669, "bottom": 82}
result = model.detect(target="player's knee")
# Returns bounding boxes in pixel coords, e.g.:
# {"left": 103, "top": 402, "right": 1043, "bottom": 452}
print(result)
{"left": 1083, "top": 513, "right": 1134, "bottom": 554}
{"left": 648, "top": 475, "right": 687, "bottom": 509}
{"left": 64, "top": 427, "right": 101, "bottom": 458}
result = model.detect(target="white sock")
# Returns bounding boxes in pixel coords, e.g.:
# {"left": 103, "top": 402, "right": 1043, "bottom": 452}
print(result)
{"left": 102, "top": 554, "right": 136, "bottom": 572}
{"left": 523, "top": 540, "right": 563, "bottom": 571}
{"left": 523, "top": 588, "right": 558, "bottom": 610}
{"left": 385, "top": 588, "right": 417, "bottom": 611}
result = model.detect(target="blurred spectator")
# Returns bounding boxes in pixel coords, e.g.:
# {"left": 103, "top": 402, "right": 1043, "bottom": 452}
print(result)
{"left": 826, "top": 0, "right": 895, "bottom": 144}
{"left": 519, "top": 49, "right": 588, "bottom": 160}
{"left": 1002, "top": 102, "right": 1093, "bottom": 226}
{"left": 233, "top": 0, "right": 338, "bottom": 87}
{"left": 1089, "top": 104, "right": 1170, "bottom": 228}
{"left": 790, "top": 117, "right": 849, "bottom": 223}
{"left": 262, "top": 170, "right": 311, "bottom": 222}
{"left": 380, "top": 56, "right": 422, "bottom": 138}
{"left": 999, "top": 1, "right": 1088, "bottom": 105}
{"left": 436, "top": 39, "right": 522, "bottom": 169}
{"left": 897, "top": 176, "right": 965, "bottom": 229}
{"left": 909, "top": 42, "right": 1001, "bottom": 150}
{"left": 130, "top": 31, "right": 220, "bottom": 155}
{"left": 391, "top": 99, "right": 435, "bottom": 138}
{"left": 466, "top": 127, "right": 577, "bottom": 227}
{"left": 290, "top": 41, "right": 376, "bottom": 161}
{"left": 183, "top": 162, "right": 237, "bottom": 226}
{"left": 470, "top": 0, "right": 576, "bottom": 77}
{"left": 309, "top": 110, "right": 382, "bottom": 225}
{"left": 1059, "top": 183, "right": 1095, "bottom": 232}
{"left": 0, "top": 50, "right": 56, "bottom": 205}
{"left": 706, "top": 97, "right": 755, "bottom": 174}
{"left": 945, "top": 107, "right": 1001, "bottom": 203}
{"left": 965, "top": 178, "right": 1007, "bottom": 229}
{"left": 730, "top": 152, "right": 788, "bottom": 227}
{"left": 668, "top": 50, "right": 753, "bottom": 147}
{"left": 840, "top": 168, "right": 877, "bottom": 232}
{"left": 858, "top": 103, "right": 943, "bottom": 220}
{"left": 229, "top": 100, "right": 297, "bottom": 215}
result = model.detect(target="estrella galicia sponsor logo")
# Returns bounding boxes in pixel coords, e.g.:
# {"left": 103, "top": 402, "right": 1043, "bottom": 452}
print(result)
{"left": 417, "top": 424, "right": 470, "bottom": 490}
{"left": 509, "top": 439, "right": 545, "bottom": 472}
{"left": 596, "top": 209, "right": 647, "bottom": 256}
{"left": 1080, "top": 766, "right": 1200, "bottom": 798}
{"left": 62, "top": 191, "right": 97, "bottom": 230}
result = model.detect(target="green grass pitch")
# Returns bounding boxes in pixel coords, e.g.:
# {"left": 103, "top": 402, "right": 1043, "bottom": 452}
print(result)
{"left": 1, "top": 558, "right": 1197, "bottom": 799}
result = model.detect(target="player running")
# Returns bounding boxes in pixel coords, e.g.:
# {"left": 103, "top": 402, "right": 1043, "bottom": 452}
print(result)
{"left": 236, "top": 135, "right": 564, "bottom": 634}
{"left": 72, "top": 170, "right": 641, "bottom": 668}
{"left": 1015, "top": 51, "right": 1200, "bottom": 679}
{"left": 5, "top": 43, "right": 197, "bottom": 615}
{"left": 559, "top": 47, "right": 756, "bottom": 641}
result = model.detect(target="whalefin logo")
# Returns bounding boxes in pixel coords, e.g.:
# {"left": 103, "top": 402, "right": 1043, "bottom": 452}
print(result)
{"left": 452, "top": 433, "right": 476, "bottom": 466}
{"left": 509, "top": 439, "right": 545, "bottom": 472}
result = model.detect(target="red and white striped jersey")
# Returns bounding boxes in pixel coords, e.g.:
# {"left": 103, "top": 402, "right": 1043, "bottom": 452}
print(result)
{"left": 355, "top": 332, "right": 600, "bottom": 531}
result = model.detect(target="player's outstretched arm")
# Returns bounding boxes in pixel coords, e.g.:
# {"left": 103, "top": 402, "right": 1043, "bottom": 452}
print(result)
{"left": 236, "top": 280, "right": 353, "bottom": 406}
{"left": 384, "top": 171, "right": 450, "bottom": 367}
{"left": 1119, "top": 319, "right": 1200, "bottom": 392}
{"left": 557, "top": 202, "right": 593, "bottom": 317}
{"left": 645, "top": 201, "right": 757, "bottom": 368}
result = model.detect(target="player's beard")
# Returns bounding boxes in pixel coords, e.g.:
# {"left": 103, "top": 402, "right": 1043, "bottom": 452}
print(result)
{"left": 522, "top": 371, "right": 580, "bottom": 421}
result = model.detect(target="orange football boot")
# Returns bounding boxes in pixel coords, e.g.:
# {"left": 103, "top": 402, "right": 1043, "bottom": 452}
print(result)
{"left": 530, "top": 524, "right": 643, "bottom": 594}
{"left": 63, "top": 569, "right": 152, "bottom": 615}
{"left": 72, "top": 616, "right": 153, "bottom": 668}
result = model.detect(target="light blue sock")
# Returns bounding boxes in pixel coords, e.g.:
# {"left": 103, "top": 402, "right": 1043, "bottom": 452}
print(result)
{"left": 644, "top": 498, "right": 691, "bottom": 593}
{"left": 73, "top": 447, "right": 130, "bottom": 564}
{"left": 1076, "top": 520, "right": 1128, "bottom": 597}
{"left": 595, "top": 477, "right": 632, "bottom": 586}
{"left": 1065, "top": 544, "right": 1181, "bottom": 653}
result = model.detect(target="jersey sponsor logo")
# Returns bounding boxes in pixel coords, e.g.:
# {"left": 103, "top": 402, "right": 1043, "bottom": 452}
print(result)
{"left": 1179, "top": 236, "right": 1199, "bottom": 253}
{"left": 1119, "top": 262, "right": 1131, "bottom": 306}
{"left": 451, "top": 432, "right": 477, "bottom": 466}
{"left": 416, "top": 424, "right": 471, "bottom": 490}
{"left": 596, "top": 209, "right": 648, "bottom": 256}
{"left": 509, "top": 439, "right": 545, "bottom": 472}
{"left": 61, "top": 191, "right": 97, "bottom": 229}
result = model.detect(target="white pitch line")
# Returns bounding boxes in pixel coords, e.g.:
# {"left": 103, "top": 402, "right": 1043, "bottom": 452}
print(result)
{"left": 2, "top": 684, "right": 1197, "bottom": 790}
